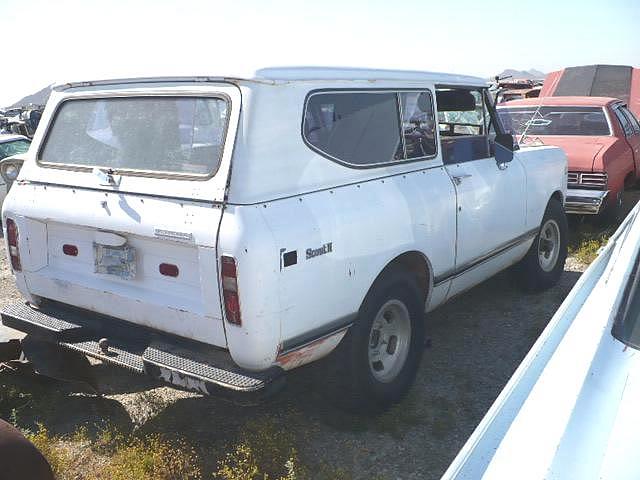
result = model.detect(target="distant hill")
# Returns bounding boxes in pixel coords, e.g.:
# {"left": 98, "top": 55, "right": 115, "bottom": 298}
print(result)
{"left": 493, "top": 69, "right": 546, "bottom": 81}
{"left": 9, "top": 85, "right": 53, "bottom": 108}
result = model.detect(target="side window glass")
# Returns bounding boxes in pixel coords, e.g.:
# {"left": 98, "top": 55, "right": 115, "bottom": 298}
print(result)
{"left": 304, "top": 92, "right": 402, "bottom": 166}
{"left": 614, "top": 108, "right": 634, "bottom": 137}
{"left": 621, "top": 107, "right": 640, "bottom": 135}
{"left": 436, "top": 88, "right": 490, "bottom": 164}
{"left": 399, "top": 92, "right": 437, "bottom": 159}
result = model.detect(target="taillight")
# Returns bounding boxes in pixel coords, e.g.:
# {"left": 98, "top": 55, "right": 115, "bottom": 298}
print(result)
{"left": 63, "top": 244, "right": 79, "bottom": 257}
{"left": 159, "top": 263, "right": 179, "bottom": 278}
{"left": 221, "top": 256, "right": 241, "bottom": 326}
{"left": 6, "top": 218, "right": 21, "bottom": 272}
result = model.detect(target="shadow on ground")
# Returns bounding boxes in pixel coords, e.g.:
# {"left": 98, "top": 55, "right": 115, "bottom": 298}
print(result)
{"left": 0, "top": 266, "right": 583, "bottom": 479}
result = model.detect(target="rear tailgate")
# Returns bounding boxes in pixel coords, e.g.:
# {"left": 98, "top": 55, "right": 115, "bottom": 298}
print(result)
{"left": 2, "top": 81, "right": 241, "bottom": 347}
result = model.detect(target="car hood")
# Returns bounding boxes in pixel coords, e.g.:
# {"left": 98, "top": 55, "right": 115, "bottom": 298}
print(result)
{"left": 521, "top": 136, "right": 614, "bottom": 171}
{"left": 442, "top": 205, "right": 640, "bottom": 480}
{"left": 480, "top": 326, "right": 640, "bottom": 480}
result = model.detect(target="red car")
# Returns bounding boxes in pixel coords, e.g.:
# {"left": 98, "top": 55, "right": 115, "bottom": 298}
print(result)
{"left": 497, "top": 96, "right": 640, "bottom": 220}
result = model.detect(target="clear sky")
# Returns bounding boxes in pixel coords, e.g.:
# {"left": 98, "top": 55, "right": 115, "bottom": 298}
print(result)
{"left": 1, "top": 0, "right": 638, "bottom": 107}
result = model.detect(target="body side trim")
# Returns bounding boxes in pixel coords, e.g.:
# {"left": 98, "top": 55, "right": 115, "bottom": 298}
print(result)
{"left": 279, "top": 313, "right": 356, "bottom": 354}
{"left": 434, "top": 227, "right": 538, "bottom": 286}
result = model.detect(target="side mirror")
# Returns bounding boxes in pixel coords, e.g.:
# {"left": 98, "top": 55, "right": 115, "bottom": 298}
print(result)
{"left": 494, "top": 133, "right": 514, "bottom": 164}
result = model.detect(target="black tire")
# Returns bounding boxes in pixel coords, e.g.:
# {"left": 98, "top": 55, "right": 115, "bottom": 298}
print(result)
{"left": 322, "top": 268, "right": 425, "bottom": 413}
{"left": 598, "top": 189, "right": 624, "bottom": 226}
{"left": 514, "top": 198, "right": 568, "bottom": 292}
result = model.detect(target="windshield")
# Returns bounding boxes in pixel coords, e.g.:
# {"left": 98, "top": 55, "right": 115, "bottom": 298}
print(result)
{"left": 497, "top": 106, "right": 610, "bottom": 136}
{"left": 39, "top": 96, "right": 229, "bottom": 176}
{"left": 0, "top": 139, "right": 30, "bottom": 160}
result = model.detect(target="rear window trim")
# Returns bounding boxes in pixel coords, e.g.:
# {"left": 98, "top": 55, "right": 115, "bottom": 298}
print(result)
{"left": 301, "top": 88, "right": 439, "bottom": 169}
{"left": 36, "top": 92, "right": 232, "bottom": 181}
{"left": 496, "top": 105, "right": 613, "bottom": 137}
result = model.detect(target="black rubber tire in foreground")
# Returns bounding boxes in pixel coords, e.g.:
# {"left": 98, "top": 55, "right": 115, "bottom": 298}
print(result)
{"left": 514, "top": 198, "right": 568, "bottom": 292}
{"left": 322, "top": 269, "right": 425, "bottom": 413}
{"left": 598, "top": 189, "right": 625, "bottom": 227}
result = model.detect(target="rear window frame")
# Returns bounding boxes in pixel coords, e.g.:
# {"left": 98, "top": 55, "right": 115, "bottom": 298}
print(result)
{"left": 36, "top": 92, "right": 232, "bottom": 181}
{"left": 497, "top": 105, "right": 613, "bottom": 137}
{"left": 301, "top": 88, "right": 439, "bottom": 169}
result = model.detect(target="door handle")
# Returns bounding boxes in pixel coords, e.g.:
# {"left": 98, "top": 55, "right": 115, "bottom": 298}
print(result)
{"left": 451, "top": 174, "right": 472, "bottom": 185}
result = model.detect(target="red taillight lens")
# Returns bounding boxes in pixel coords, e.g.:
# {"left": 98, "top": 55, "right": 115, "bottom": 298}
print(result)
{"left": 63, "top": 244, "right": 78, "bottom": 257}
{"left": 6, "top": 218, "right": 21, "bottom": 272}
{"left": 221, "top": 256, "right": 241, "bottom": 326}
{"left": 159, "top": 263, "right": 179, "bottom": 277}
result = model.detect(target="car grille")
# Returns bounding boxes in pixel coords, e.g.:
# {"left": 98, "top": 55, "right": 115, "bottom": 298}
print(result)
{"left": 567, "top": 171, "right": 607, "bottom": 189}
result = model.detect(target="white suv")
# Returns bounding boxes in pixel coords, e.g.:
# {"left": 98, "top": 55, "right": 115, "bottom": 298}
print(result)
{"left": 1, "top": 68, "right": 568, "bottom": 410}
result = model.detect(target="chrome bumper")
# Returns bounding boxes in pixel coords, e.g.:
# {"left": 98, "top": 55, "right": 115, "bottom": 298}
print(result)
{"left": 565, "top": 189, "right": 609, "bottom": 215}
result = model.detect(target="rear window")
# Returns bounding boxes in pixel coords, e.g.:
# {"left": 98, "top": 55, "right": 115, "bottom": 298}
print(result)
{"left": 39, "top": 96, "right": 229, "bottom": 176}
{"left": 497, "top": 106, "right": 610, "bottom": 136}
{"left": 303, "top": 90, "right": 436, "bottom": 167}
{"left": 0, "top": 139, "right": 30, "bottom": 160}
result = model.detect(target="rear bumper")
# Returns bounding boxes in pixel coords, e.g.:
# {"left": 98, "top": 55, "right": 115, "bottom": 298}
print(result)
{"left": 565, "top": 189, "right": 609, "bottom": 215}
{"left": 0, "top": 301, "right": 284, "bottom": 400}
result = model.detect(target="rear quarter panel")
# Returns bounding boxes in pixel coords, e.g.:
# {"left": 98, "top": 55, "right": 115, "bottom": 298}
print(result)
{"left": 220, "top": 166, "right": 457, "bottom": 371}
{"left": 517, "top": 145, "right": 567, "bottom": 229}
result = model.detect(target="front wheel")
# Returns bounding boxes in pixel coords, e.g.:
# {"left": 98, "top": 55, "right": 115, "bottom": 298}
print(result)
{"left": 598, "top": 189, "right": 624, "bottom": 226}
{"left": 514, "top": 198, "right": 568, "bottom": 292}
{"left": 323, "top": 269, "right": 425, "bottom": 412}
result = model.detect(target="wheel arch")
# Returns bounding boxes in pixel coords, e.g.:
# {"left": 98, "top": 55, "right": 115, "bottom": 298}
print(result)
{"left": 363, "top": 251, "right": 433, "bottom": 309}
{"left": 550, "top": 189, "right": 564, "bottom": 207}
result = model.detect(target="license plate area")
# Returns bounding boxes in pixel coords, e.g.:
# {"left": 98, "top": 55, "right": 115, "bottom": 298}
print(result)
{"left": 94, "top": 243, "right": 137, "bottom": 280}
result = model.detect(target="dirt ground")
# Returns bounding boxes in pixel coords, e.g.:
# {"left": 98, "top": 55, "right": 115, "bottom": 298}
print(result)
{"left": 0, "top": 203, "right": 627, "bottom": 478}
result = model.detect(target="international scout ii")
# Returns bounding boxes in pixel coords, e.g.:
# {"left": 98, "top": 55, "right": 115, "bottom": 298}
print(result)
{"left": 1, "top": 68, "right": 568, "bottom": 410}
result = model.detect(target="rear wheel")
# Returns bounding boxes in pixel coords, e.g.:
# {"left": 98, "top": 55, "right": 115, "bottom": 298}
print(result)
{"left": 514, "top": 198, "right": 568, "bottom": 292}
{"left": 323, "top": 269, "right": 425, "bottom": 412}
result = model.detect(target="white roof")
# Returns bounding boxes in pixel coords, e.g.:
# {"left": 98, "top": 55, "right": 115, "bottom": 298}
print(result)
{"left": 253, "top": 66, "right": 485, "bottom": 84}
{"left": 53, "top": 66, "right": 486, "bottom": 91}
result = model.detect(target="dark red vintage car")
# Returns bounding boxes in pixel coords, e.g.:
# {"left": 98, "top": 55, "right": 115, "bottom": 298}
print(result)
{"left": 498, "top": 96, "right": 640, "bottom": 220}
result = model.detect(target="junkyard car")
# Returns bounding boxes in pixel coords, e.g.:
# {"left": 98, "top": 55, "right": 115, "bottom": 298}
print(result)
{"left": 442, "top": 201, "right": 640, "bottom": 480}
{"left": 0, "top": 106, "right": 44, "bottom": 138}
{"left": 0, "top": 134, "right": 30, "bottom": 212}
{"left": 498, "top": 97, "right": 640, "bottom": 221}
{"left": 494, "top": 79, "right": 542, "bottom": 104}
{"left": 1, "top": 68, "right": 568, "bottom": 410}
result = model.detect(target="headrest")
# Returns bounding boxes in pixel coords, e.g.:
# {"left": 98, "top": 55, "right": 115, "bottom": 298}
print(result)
{"left": 436, "top": 90, "right": 476, "bottom": 112}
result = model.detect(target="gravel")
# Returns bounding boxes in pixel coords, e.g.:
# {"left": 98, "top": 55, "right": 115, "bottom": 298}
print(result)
{"left": 0, "top": 230, "right": 587, "bottom": 479}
